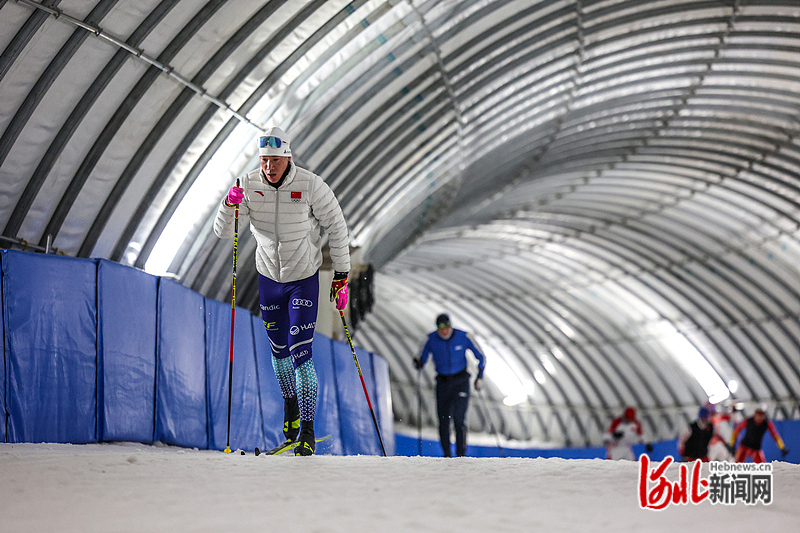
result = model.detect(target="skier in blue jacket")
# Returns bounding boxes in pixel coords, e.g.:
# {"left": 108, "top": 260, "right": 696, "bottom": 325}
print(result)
{"left": 414, "top": 314, "right": 486, "bottom": 457}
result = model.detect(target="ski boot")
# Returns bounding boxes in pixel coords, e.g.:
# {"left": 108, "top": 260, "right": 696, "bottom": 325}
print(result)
{"left": 295, "top": 421, "right": 315, "bottom": 456}
{"left": 283, "top": 396, "right": 300, "bottom": 441}
{"left": 264, "top": 397, "right": 301, "bottom": 454}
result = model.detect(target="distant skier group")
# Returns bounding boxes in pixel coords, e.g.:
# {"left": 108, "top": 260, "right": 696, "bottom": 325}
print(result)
{"left": 604, "top": 402, "right": 789, "bottom": 463}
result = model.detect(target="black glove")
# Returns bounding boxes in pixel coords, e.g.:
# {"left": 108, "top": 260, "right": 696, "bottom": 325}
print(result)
{"left": 474, "top": 369, "right": 484, "bottom": 390}
{"left": 612, "top": 430, "right": 623, "bottom": 440}
{"left": 413, "top": 357, "right": 423, "bottom": 370}
{"left": 781, "top": 447, "right": 789, "bottom": 458}
{"left": 645, "top": 443, "right": 654, "bottom": 453}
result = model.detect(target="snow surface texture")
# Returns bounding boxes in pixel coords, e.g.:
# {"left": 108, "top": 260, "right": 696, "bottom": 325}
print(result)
{"left": 1, "top": 442, "right": 798, "bottom": 532}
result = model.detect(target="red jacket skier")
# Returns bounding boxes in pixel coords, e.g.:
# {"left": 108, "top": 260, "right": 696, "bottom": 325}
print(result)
{"left": 729, "top": 408, "right": 789, "bottom": 463}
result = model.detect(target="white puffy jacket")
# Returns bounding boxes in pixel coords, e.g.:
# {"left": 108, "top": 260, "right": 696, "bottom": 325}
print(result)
{"left": 214, "top": 161, "right": 350, "bottom": 283}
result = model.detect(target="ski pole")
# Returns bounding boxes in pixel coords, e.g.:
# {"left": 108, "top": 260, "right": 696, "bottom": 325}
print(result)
{"left": 339, "top": 310, "right": 387, "bottom": 456}
{"left": 477, "top": 388, "right": 506, "bottom": 458}
{"left": 417, "top": 368, "right": 422, "bottom": 456}
{"left": 224, "top": 179, "right": 240, "bottom": 454}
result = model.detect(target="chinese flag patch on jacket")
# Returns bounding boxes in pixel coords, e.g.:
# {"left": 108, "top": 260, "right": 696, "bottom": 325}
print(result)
{"left": 291, "top": 191, "right": 302, "bottom": 202}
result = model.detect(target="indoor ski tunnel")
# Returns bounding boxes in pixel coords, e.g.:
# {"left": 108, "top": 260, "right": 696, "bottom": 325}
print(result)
{"left": 2, "top": 0, "right": 800, "bottom": 459}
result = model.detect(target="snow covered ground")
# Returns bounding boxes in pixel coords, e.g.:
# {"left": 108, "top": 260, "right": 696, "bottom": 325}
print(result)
{"left": 1, "top": 442, "right": 798, "bottom": 532}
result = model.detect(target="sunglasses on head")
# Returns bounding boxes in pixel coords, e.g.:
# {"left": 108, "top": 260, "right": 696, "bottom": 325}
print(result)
{"left": 259, "top": 136, "right": 283, "bottom": 148}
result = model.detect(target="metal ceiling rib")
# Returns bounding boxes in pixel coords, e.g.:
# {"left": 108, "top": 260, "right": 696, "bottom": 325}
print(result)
{"left": 0, "top": 0, "right": 60, "bottom": 83}
{"left": 2, "top": 0, "right": 800, "bottom": 447}
{"left": 0, "top": 0, "right": 118, "bottom": 174}
{"left": 3, "top": 0, "right": 178, "bottom": 241}
{"left": 39, "top": 1, "right": 229, "bottom": 250}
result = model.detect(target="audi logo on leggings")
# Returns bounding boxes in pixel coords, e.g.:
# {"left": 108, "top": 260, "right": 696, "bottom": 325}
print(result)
{"left": 292, "top": 298, "right": 313, "bottom": 307}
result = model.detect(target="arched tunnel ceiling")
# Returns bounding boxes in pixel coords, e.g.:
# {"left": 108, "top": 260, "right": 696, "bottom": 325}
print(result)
{"left": 2, "top": 0, "right": 800, "bottom": 447}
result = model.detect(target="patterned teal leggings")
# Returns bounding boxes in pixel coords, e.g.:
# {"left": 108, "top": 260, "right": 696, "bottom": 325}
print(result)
{"left": 272, "top": 355, "right": 318, "bottom": 421}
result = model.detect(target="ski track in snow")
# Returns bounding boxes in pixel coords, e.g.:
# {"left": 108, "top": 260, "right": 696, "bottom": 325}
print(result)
{"left": 1, "top": 442, "right": 798, "bottom": 532}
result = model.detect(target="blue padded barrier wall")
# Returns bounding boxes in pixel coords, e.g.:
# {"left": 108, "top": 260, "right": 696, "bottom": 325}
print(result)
{"left": 0, "top": 250, "right": 396, "bottom": 455}
{"left": 394, "top": 432, "right": 609, "bottom": 458}
{"left": 97, "top": 260, "right": 157, "bottom": 444}
{"left": 251, "top": 313, "right": 284, "bottom": 450}
{"left": 155, "top": 279, "right": 207, "bottom": 449}
{"left": 205, "top": 298, "right": 264, "bottom": 452}
{"left": 312, "top": 333, "right": 343, "bottom": 455}
{"left": 333, "top": 340, "right": 382, "bottom": 455}
{"left": 0, "top": 257, "right": 5, "bottom": 443}
{"left": 2, "top": 250, "right": 97, "bottom": 444}
{"left": 395, "top": 433, "right": 443, "bottom": 457}
{"left": 371, "top": 353, "right": 395, "bottom": 456}
{"left": 396, "top": 433, "right": 670, "bottom": 460}
{"left": 397, "top": 426, "right": 800, "bottom": 463}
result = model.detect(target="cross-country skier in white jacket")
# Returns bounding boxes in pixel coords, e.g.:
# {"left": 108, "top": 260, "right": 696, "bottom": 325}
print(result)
{"left": 214, "top": 126, "right": 350, "bottom": 456}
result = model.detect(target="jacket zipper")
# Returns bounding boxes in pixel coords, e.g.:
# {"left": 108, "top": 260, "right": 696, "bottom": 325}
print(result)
{"left": 273, "top": 187, "right": 281, "bottom": 282}
{"left": 446, "top": 335, "right": 452, "bottom": 375}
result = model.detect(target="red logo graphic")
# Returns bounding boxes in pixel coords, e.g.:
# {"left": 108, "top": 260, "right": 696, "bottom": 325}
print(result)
{"left": 291, "top": 191, "right": 302, "bottom": 199}
{"left": 254, "top": 190, "right": 264, "bottom": 196}
{"left": 639, "top": 455, "right": 709, "bottom": 510}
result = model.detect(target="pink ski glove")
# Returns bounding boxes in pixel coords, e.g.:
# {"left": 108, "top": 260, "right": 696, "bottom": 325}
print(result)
{"left": 226, "top": 186, "right": 244, "bottom": 206}
{"left": 330, "top": 272, "right": 349, "bottom": 311}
